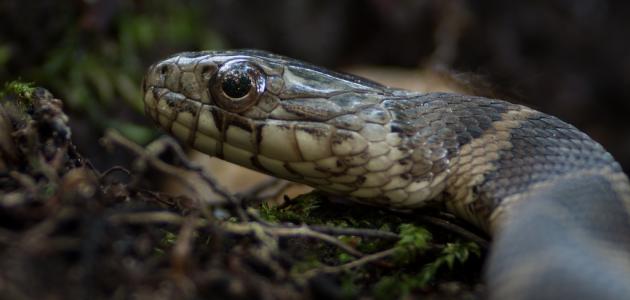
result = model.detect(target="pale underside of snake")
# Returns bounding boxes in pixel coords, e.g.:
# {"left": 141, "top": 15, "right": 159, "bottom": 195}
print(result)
{"left": 142, "top": 50, "right": 630, "bottom": 300}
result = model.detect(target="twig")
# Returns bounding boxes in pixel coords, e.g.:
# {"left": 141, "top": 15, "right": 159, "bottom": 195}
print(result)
{"left": 101, "top": 131, "right": 209, "bottom": 202}
{"left": 417, "top": 215, "right": 489, "bottom": 249}
{"left": 108, "top": 211, "right": 208, "bottom": 227}
{"left": 245, "top": 205, "right": 399, "bottom": 241}
{"left": 147, "top": 135, "right": 248, "bottom": 221}
{"left": 101, "top": 130, "right": 230, "bottom": 223}
{"left": 299, "top": 248, "right": 398, "bottom": 279}
{"left": 18, "top": 207, "right": 79, "bottom": 251}
{"left": 308, "top": 225, "right": 400, "bottom": 241}
{"left": 108, "top": 211, "right": 365, "bottom": 258}
{"left": 171, "top": 213, "right": 198, "bottom": 274}
{"left": 9, "top": 171, "right": 37, "bottom": 191}
{"left": 240, "top": 178, "right": 296, "bottom": 206}
{"left": 222, "top": 223, "right": 365, "bottom": 257}
{"left": 276, "top": 225, "right": 364, "bottom": 257}
{"left": 99, "top": 166, "right": 131, "bottom": 181}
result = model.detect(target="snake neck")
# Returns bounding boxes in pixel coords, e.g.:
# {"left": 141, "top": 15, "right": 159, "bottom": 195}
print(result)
{"left": 381, "top": 92, "right": 630, "bottom": 232}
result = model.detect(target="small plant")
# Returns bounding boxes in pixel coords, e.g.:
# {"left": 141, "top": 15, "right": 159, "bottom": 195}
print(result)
{"left": 393, "top": 224, "right": 433, "bottom": 264}
{"left": 1, "top": 80, "right": 36, "bottom": 100}
{"left": 418, "top": 241, "right": 481, "bottom": 285}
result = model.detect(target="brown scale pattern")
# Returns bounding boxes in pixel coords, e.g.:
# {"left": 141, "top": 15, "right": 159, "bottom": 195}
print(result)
{"left": 480, "top": 113, "right": 621, "bottom": 209}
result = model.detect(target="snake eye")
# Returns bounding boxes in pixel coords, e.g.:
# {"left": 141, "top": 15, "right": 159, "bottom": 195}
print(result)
{"left": 222, "top": 72, "right": 252, "bottom": 98}
{"left": 210, "top": 60, "right": 265, "bottom": 112}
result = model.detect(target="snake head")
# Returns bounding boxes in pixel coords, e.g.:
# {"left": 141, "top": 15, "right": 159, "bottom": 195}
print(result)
{"left": 143, "top": 49, "right": 386, "bottom": 115}
{"left": 143, "top": 49, "right": 413, "bottom": 206}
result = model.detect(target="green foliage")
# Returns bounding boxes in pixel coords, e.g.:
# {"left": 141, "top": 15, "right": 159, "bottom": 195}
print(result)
{"left": 393, "top": 224, "right": 432, "bottom": 264}
{"left": 8, "top": 2, "right": 226, "bottom": 145}
{"left": 153, "top": 230, "right": 178, "bottom": 256}
{"left": 259, "top": 191, "right": 409, "bottom": 232}
{"left": 0, "top": 81, "right": 37, "bottom": 119}
{"left": 161, "top": 230, "right": 178, "bottom": 246}
{"left": 337, "top": 252, "right": 354, "bottom": 264}
{"left": 418, "top": 241, "right": 481, "bottom": 285}
{"left": 373, "top": 241, "right": 481, "bottom": 299}
{"left": 260, "top": 192, "right": 323, "bottom": 224}
{"left": 290, "top": 255, "right": 323, "bottom": 275}
{"left": 259, "top": 192, "right": 482, "bottom": 298}
{"left": 1, "top": 81, "right": 35, "bottom": 100}
{"left": 373, "top": 273, "right": 422, "bottom": 300}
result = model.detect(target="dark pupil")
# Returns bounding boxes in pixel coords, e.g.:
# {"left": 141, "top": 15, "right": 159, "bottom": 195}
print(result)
{"left": 222, "top": 71, "right": 252, "bottom": 98}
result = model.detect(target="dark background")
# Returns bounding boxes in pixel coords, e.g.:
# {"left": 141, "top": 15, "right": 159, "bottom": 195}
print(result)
{"left": 1, "top": 0, "right": 629, "bottom": 172}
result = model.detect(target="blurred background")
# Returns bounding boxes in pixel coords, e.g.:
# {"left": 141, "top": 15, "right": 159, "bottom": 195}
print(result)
{"left": 1, "top": 0, "right": 629, "bottom": 173}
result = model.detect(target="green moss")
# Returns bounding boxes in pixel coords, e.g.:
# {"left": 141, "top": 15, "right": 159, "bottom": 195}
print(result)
{"left": 373, "top": 273, "right": 420, "bottom": 300}
{"left": 337, "top": 252, "right": 354, "bottom": 264}
{"left": 259, "top": 191, "right": 482, "bottom": 298}
{"left": 290, "top": 255, "right": 323, "bottom": 275}
{"left": 372, "top": 240, "right": 481, "bottom": 299}
{"left": 260, "top": 191, "right": 323, "bottom": 224}
{"left": 0, "top": 81, "right": 37, "bottom": 120}
{"left": 260, "top": 190, "right": 410, "bottom": 232}
{"left": 1, "top": 81, "right": 36, "bottom": 100}
{"left": 5, "top": 2, "right": 227, "bottom": 146}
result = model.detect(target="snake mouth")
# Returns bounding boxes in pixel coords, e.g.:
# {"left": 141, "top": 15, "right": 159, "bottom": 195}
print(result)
{"left": 144, "top": 83, "right": 345, "bottom": 163}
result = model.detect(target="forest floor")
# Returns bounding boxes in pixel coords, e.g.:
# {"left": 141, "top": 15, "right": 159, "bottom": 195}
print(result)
{"left": 0, "top": 82, "right": 486, "bottom": 299}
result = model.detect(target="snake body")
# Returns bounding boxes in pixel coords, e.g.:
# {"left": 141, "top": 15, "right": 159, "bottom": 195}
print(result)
{"left": 143, "top": 50, "right": 630, "bottom": 299}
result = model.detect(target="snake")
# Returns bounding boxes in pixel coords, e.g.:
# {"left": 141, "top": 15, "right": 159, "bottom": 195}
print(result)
{"left": 142, "top": 50, "right": 630, "bottom": 299}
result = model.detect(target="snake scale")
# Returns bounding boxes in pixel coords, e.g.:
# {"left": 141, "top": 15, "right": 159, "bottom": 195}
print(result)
{"left": 142, "top": 50, "right": 630, "bottom": 299}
